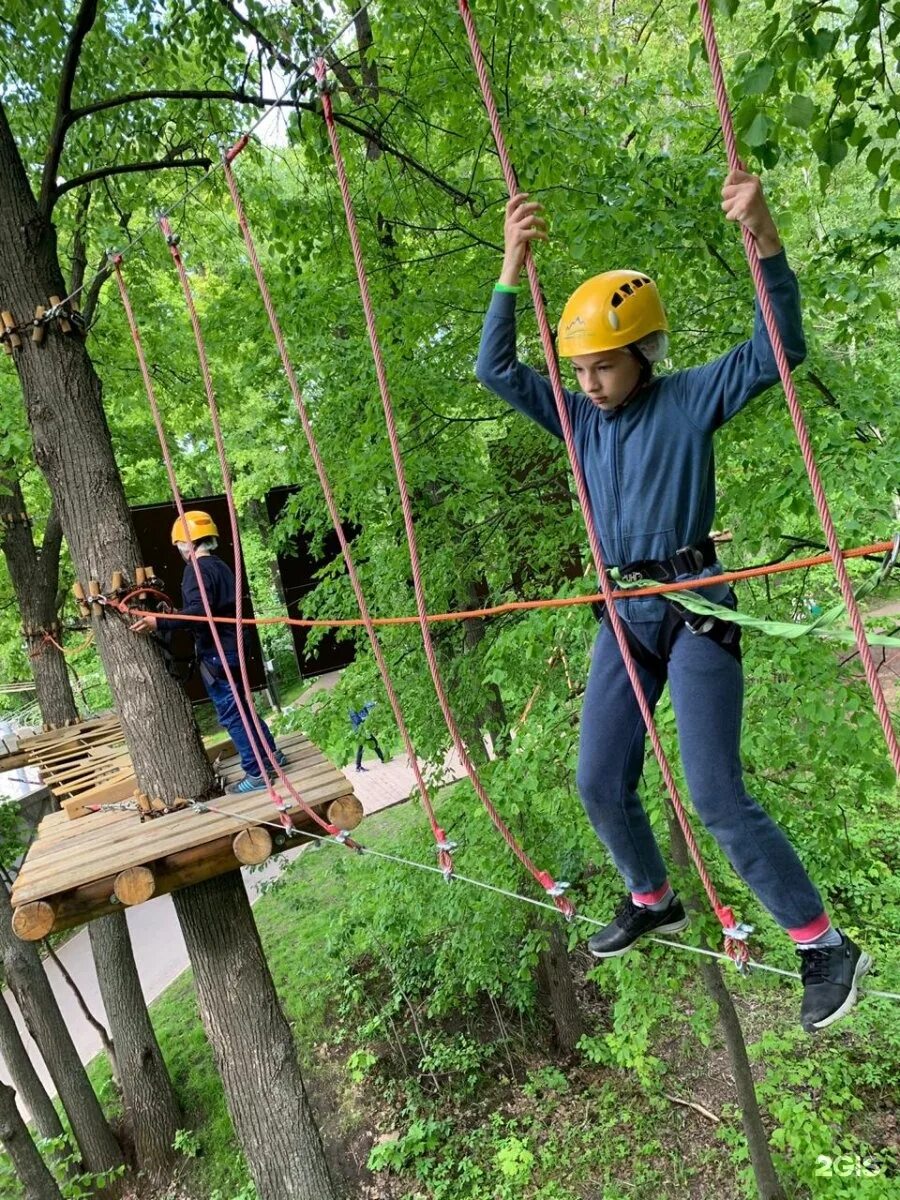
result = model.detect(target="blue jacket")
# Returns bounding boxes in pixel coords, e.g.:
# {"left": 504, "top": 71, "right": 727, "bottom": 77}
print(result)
{"left": 475, "top": 250, "right": 806, "bottom": 645}
{"left": 156, "top": 555, "right": 238, "bottom": 661}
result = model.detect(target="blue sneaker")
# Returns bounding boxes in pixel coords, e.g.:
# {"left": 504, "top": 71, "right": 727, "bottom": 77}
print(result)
{"left": 267, "top": 749, "right": 288, "bottom": 778}
{"left": 226, "top": 773, "right": 266, "bottom": 795}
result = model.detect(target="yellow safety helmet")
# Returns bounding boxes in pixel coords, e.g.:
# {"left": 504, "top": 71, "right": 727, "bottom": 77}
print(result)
{"left": 170, "top": 510, "right": 218, "bottom": 544}
{"left": 557, "top": 270, "right": 668, "bottom": 358}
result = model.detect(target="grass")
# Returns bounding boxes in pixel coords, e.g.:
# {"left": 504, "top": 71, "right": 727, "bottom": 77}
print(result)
{"left": 8, "top": 770, "right": 898, "bottom": 1200}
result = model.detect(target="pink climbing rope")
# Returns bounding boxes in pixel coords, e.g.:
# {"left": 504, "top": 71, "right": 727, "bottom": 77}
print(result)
{"left": 221, "top": 150, "right": 454, "bottom": 878}
{"left": 115, "top": 251, "right": 349, "bottom": 845}
{"left": 316, "top": 59, "right": 574, "bottom": 919}
{"left": 458, "top": 0, "right": 749, "bottom": 965}
{"left": 695, "top": 0, "right": 900, "bottom": 778}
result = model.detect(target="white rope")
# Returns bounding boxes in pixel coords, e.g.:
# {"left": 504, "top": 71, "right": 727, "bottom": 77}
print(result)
{"left": 192, "top": 800, "right": 900, "bottom": 1003}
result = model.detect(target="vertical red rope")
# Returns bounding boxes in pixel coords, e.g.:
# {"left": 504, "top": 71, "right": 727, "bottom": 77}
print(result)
{"left": 222, "top": 154, "right": 454, "bottom": 877}
{"left": 316, "top": 63, "right": 574, "bottom": 918}
{"left": 457, "top": 0, "right": 750, "bottom": 964}
{"left": 694, "top": 0, "right": 900, "bottom": 777}
{"left": 115, "top": 252, "right": 348, "bottom": 843}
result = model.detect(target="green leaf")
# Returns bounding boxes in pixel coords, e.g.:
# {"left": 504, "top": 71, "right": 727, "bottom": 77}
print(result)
{"left": 784, "top": 94, "right": 816, "bottom": 129}
{"left": 811, "top": 130, "right": 848, "bottom": 168}
{"left": 743, "top": 64, "right": 775, "bottom": 95}
{"left": 744, "top": 111, "right": 771, "bottom": 147}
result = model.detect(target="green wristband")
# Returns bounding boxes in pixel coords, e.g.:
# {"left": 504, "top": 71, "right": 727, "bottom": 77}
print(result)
{"left": 494, "top": 282, "right": 521, "bottom": 294}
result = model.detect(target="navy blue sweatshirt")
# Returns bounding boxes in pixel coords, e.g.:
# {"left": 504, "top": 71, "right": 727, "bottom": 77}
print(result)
{"left": 156, "top": 555, "right": 238, "bottom": 661}
{"left": 475, "top": 249, "right": 806, "bottom": 639}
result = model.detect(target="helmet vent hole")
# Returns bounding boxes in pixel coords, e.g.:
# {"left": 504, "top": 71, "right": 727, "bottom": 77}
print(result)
{"left": 620, "top": 282, "right": 633, "bottom": 296}
{"left": 610, "top": 292, "right": 624, "bottom": 308}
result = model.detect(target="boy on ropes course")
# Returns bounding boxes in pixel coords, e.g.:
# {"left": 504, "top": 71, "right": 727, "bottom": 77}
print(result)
{"left": 475, "top": 169, "right": 870, "bottom": 1033}
{"left": 131, "top": 510, "right": 284, "bottom": 794}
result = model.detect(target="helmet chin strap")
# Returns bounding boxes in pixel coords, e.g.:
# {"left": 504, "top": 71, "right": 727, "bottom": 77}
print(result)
{"left": 620, "top": 344, "right": 652, "bottom": 407}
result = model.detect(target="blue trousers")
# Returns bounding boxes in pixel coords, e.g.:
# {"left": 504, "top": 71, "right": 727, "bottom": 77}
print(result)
{"left": 576, "top": 620, "right": 825, "bottom": 931}
{"left": 203, "top": 655, "right": 277, "bottom": 776}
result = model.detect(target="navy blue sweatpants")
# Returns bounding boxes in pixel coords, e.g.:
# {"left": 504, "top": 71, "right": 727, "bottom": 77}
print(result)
{"left": 576, "top": 620, "right": 825, "bottom": 933}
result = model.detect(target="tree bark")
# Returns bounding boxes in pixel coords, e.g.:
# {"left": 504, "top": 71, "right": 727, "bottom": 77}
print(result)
{"left": 42, "top": 940, "right": 118, "bottom": 1088}
{"left": 0, "top": 990, "right": 65, "bottom": 1146}
{"left": 535, "top": 920, "right": 583, "bottom": 1057}
{"left": 88, "top": 914, "right": 180, "bottom": 1181}
{"left": 0, "top": 887, "right": 124, "bottom": 1181}
{"left": 173, "top": 873, "right": 338, "bottom": 1200}
{"left": 0, "top": 478, "right": 77, "bottom": 727}
{"left": 666, "top": 813, "right": 785, "bottom": 1200}
{"left": 0, "top": 1082, "right": 64, "bottom": 1200}
{"left": 1, "top": 91, "right": 337, "bottom": 1200}
{"left": 0, "top": 100, "right": 215, "bottom": 805}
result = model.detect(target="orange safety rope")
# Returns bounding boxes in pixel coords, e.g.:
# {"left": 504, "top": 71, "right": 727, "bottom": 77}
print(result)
{"left": 116, "top": 539, "right": 894, "bottom": 632}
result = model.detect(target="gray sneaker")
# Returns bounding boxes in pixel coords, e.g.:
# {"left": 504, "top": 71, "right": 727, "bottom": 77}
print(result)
{"left": 588, "top": 894, "right": 689, "bottom": 958}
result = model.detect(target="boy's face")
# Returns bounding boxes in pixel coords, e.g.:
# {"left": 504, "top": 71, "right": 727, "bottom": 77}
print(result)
{"left": 176, "top": 541, "right": 192, "bottom": 562}
{"left": 570, "top": 349, "right": 641, "bottom": 412}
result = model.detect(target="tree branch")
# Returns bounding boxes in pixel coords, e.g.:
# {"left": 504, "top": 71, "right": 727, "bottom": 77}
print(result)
{"left": 67, "top": 86, "right": 314, "bottom": 124}
{"left": 39, "top": 0, "right": 99, "bottom": 214}
{"left": 69, "top": 186, "right": 92, "bottom": 296}
{"left": 54, "top": 155, "right": 211, "bottom": 201}
{"left": 36, "top": 503, "right": 64, "bottom": 600}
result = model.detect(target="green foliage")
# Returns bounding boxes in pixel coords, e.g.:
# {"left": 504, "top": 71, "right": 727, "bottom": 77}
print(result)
{"left": 1, "top": 2, "right": 899, "bottom": 1197}
{"left": 0, "top": 1135, "right": 127, "bottom": 1200}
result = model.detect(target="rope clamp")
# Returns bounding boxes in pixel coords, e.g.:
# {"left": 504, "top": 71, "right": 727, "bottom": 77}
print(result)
{"left": 435, "top": 839, "right": 458, "bottom": 854}
{"left": 189, "top": 800, "right": 210, "bottom": 814}
{"left": 331, "top": 828, "right": 351, "bottom": 844}
{"left": 545, "top": 879, "right": 571, "bottom": 898}
{"left": 722, "top": 922, "right": 754, "bottom": 942}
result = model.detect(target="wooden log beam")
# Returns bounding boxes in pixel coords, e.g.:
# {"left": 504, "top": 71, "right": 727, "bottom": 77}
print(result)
{"left": 13, "top": 793, "right": 365, "bottom": 939}
{"left": 11, "top": 901, "right": 56, "bottom": 941}
{"left": 113, "top": 865, "right": 156, "bottom": 906}
{"left": 232, "top": 827, "right": 272, "bottom": 866}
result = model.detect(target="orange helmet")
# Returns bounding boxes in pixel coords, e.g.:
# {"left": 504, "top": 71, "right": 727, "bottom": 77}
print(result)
{"left": 558, "top": 271, "right": 668, "bottom": 358}
{"left": 170, "top": 510, "right": 218, "bottom": 544}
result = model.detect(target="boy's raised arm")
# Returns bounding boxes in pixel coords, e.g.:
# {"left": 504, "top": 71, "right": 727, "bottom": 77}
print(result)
{"left": 673, "top": 171, "right": 807, "bottom": 432}
{"left": 475, "top": 193, "right": 575, "bottom": 440}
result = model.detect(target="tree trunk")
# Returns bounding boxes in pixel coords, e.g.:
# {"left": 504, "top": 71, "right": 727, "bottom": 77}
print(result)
{"left": 88, "top": 914, "right": 180, "bottom": 1181}
{"left": 666, "top": 813, "right": 785, "bottom": 1200}
{"left": 0, "top": 1082, "right": 64, "bottom": 1200}
{"left": 0, "top": 888, "right": 124, "bottom": 1181}
{"left": 0, "top": 101, "right": 215, "bottom": 806}
{"left": 535, "top": 920, "right": 583, "bottom": 1057}
{"left": 173, "top": 873, "right": 338, "bottom": 1200}
{"left": 0, "top": 478, "right": 77, "bottom": 728}
{"left": 0, "top": 990, "right": 65, "bottom": 1146}
{"left": 1, "top": 95, "right": 336, "bottom": 1200}
{"left": 42, "top": 940, "right": 118, "bottom": 1089}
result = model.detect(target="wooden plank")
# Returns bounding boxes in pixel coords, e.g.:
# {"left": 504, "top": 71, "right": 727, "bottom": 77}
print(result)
{"left": 11, "top": 770, "right": 354, "bottom": 902}
{"left": 21, "top": 794, "right": 363, "bottom": 938}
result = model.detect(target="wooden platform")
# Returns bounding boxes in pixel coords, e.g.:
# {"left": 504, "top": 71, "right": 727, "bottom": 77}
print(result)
{"left": 10, "top": 729, "right": 361, "bottom": 941}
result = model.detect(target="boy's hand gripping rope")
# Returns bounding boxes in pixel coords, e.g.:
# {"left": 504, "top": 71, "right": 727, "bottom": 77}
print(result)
{"left": 315, "top": 56, "right": 573, "bottom": 919}
{"left": 458, "top": 0, "right": 749, "bottom": 966}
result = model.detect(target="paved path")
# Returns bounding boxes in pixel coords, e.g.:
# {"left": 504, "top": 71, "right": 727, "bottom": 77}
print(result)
{"left": 0, "top": 741, "right": 466, "bottom": 1111}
